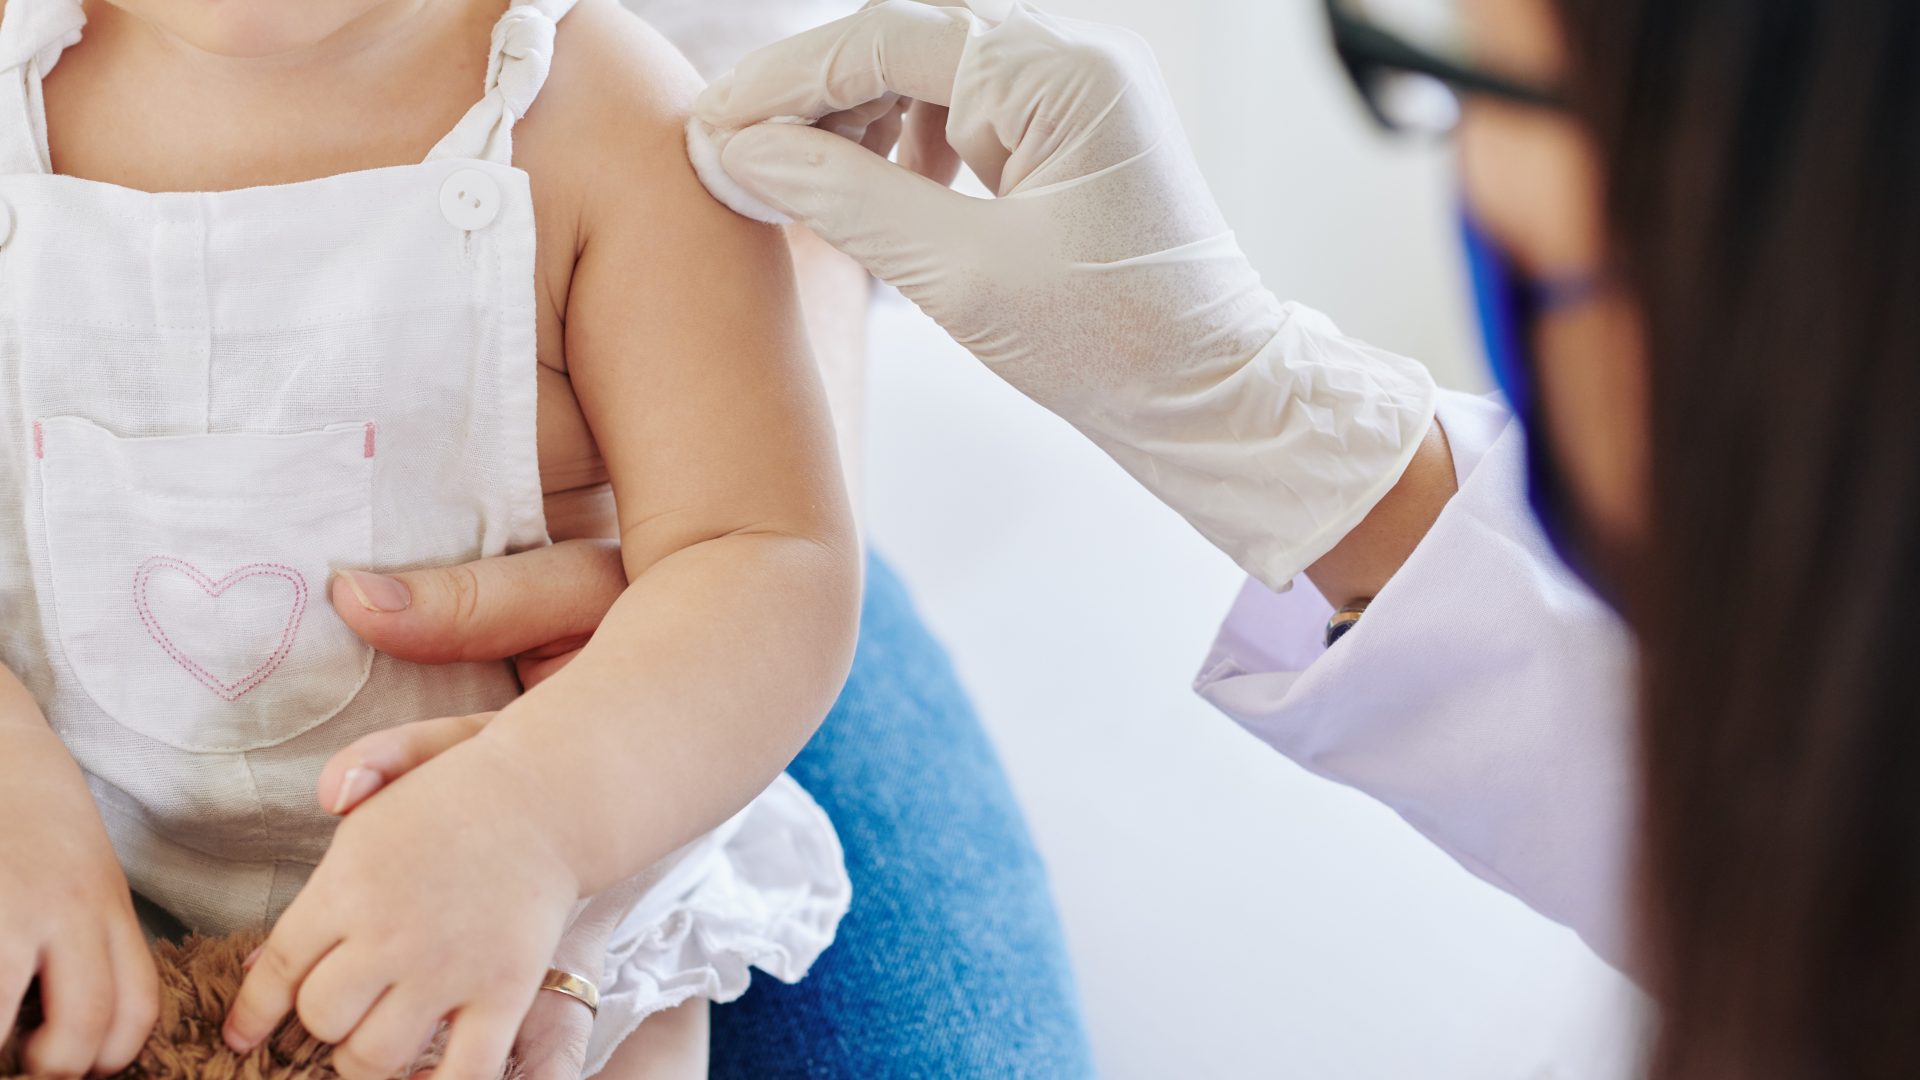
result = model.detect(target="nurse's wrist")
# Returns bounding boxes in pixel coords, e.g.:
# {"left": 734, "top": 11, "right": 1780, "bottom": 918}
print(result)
{"left": 1304, "top": 417, "right": 1457, "bottom": 609}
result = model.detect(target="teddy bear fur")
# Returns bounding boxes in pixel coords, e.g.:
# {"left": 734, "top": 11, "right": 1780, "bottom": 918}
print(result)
{"left": 0, "top": 931, "right": 524, "bottom": 1080}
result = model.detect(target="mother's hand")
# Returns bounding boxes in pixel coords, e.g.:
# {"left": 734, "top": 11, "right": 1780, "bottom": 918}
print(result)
{"left": 317, "top": 538, "right": 630, "bottom": 810}
{"left": 321, "top": 540, "right": 632, "bottom": 1079}
{"left": 331, "top": 538, "right": 628, "bottom": 688}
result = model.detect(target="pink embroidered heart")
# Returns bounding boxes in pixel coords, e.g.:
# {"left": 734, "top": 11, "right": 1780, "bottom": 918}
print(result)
{"left": 133, "top": 556, "right": 309, "bottom": 702}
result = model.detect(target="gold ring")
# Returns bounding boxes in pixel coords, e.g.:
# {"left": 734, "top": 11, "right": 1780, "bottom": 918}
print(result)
{"left": 539, "top": 969, "right": 600, "bottom": 1017}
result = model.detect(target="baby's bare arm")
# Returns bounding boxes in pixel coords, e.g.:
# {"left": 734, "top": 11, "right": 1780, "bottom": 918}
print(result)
{"left": 461, "top": 1, "right": 860, "bottom": 895}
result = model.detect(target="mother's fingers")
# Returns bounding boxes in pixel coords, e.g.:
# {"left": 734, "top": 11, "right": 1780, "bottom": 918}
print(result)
{"left": 317, "top": 714, "right": 497, "bottom": 816}
{"left": 332, "top": 539, "right": 627, "bottom": 667}
{"left": 496, "top": 989, "right": 593, "bottom": 1080}
{"left": 515, "top": 646, "right": 584, "bottom": 692}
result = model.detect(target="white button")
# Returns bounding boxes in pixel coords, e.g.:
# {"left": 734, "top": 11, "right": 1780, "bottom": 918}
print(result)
{"left": 0, "top": 198, "right": 13, "bottom": 247}
{"left": 439, "top": 169, "right": 501, "bottom": 231}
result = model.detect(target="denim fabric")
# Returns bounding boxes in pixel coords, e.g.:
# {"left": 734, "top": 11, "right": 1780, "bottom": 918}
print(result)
{"left": 710, "top": 555, "right": 1095, "bottom": 1079}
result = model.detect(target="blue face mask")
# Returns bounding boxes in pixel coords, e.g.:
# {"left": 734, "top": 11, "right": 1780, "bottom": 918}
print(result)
{"left": 1459, "top": 210, "right": 1618, "bottom": 605}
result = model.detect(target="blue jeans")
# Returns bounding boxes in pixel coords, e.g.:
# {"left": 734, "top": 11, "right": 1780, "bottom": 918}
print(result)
{"left": 709, "top": 555, "right": 1095, "bottom": 1079}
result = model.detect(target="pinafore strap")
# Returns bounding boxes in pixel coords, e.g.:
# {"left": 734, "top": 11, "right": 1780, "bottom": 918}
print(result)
{"left": 0, "top": 0, "right": 85, "bottom": 175}
{"left": 426, "top": 0, "right": 581, "bottom": 165}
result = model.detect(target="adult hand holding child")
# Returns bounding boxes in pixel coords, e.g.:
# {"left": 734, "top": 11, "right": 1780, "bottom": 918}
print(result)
{"left": 313, "top": 539, "right": 633, "bottom": 1080}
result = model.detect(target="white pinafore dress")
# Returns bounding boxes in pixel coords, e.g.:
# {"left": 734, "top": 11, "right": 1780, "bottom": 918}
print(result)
{"left": 0, "top": 0, "right": 849, "bottom": 1072}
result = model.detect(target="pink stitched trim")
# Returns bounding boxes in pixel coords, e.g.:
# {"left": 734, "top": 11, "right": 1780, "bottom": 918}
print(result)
{"left": 32, "top": 421, "right": 43, "bottom": 460}
{"left": 132, "top": 556, "right": 309, "bottom": 703}
{"left": 363, "top": 421, "right": 376, "bottom": 459}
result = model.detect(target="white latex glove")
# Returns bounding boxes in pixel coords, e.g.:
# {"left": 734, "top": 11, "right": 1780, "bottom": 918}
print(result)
{"left": 693, "top": 0, "right": 1438, "bottom": 589}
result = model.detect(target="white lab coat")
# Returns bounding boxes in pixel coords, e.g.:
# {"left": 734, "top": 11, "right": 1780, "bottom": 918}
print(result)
{"left": 1195, "top": 388, "right": 1640, "bottom": 972}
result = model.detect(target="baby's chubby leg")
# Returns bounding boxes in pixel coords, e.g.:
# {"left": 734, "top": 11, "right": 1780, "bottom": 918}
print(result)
{"left": 597, "top": 1000, "right": 708, "bottom": 1080}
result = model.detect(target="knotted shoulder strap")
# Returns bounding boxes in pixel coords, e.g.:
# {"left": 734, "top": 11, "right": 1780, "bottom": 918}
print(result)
{"left": 425, "top": 0, "right": 582, "bottom": 165}
{"left": 0, "top": 0, "right": 85, "bottom": 175}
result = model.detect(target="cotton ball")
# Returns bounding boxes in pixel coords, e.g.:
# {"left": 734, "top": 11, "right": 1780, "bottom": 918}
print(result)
{"left": 685, "top": 116, "right": 808, "bottom": 226}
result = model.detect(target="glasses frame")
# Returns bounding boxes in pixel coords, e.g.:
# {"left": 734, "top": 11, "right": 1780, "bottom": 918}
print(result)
{"left": 1324, "top": 0, "right": 1566, "bottom": 132}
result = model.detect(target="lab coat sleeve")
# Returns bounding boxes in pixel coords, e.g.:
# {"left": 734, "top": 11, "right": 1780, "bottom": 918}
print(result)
{"left": 1194, "top": 389, "right": 1639, "bottom": 972}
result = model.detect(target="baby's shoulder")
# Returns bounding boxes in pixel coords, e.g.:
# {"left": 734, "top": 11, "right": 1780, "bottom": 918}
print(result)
{"left": 515, "top": 0, "right": 705, "bottom": 196}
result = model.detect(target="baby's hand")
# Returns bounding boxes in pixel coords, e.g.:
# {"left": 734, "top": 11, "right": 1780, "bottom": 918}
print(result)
{"left": 315, "top": 713, "right": 500, "bottom": 817}
{"left": 315, "top": 715, "right": 609, "bottom": 1080}
{"left": 223, "top": 738, "right": 580, "bottom": 1080}
{"left": 0, "top": 726, "right": 159, "bottom": 1076}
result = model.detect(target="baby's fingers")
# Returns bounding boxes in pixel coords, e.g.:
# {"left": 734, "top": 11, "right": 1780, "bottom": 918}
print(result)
{"left": 22, "top": 932, "right": 114, "bottom": 1077}
{"left": 327, "top": 985, "right": 441, "bottom": 1080}
{"left": 0, "top": 938, "right": 36, "bottom": 1056}
{"left": 317, "top": 713, "right": 496, "bottom": 815}
{"left": 94, "top": 917, "right": 160, "bottom": 1073}
{"left": 224, "top": 920, "right": 334, "bottom": 1054}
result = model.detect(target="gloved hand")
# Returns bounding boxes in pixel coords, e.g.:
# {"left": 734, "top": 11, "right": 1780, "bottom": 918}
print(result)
{"left": 694, "top": 0, "right": 1437, "bottom": 589}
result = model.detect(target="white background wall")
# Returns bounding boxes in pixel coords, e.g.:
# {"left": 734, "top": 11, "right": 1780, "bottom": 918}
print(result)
{"left": 856, "top": 1, "right": 1648, "bottom": 1077}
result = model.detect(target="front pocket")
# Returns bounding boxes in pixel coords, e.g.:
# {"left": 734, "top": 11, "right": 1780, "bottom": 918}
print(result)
{"left": 36, "top": 416, "right": 376, "bottom": 753}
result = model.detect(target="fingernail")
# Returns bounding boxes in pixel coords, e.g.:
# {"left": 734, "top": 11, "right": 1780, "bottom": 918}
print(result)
{"left": 243, "top": 944, "right": 263, "bottom": 970}
{"left": 332, "top": 766, "right": 383, "bottom": 815}
{"left": 339, "top": 570, "right": 412, "bottom": 613}
{"left": 224, "top": 1025, "right": 257, "bottom": 1053}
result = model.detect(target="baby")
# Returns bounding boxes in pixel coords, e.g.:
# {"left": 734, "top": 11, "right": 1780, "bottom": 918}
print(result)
{"left": 0, "top": 0, "right": 861, "bottom": 1077}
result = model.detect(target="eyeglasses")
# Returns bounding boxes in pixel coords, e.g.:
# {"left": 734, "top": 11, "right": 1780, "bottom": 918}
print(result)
{"left": 1325, "top": 0, "right": 1565, "bottom": 136}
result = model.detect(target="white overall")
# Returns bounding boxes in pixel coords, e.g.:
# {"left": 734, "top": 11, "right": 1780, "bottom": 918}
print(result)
{"left": 0, "top": 0, "right": 848, "bottom": 1071}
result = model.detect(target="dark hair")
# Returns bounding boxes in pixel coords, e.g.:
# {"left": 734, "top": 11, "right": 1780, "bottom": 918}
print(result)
{"left": 1548, "top": 1, "right": 1920, "bottom": 1076}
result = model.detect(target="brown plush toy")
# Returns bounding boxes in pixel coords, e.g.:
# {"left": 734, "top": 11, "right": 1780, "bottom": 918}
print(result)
{"left": 0, "top": 932, "right": 524, "bottom": 1080}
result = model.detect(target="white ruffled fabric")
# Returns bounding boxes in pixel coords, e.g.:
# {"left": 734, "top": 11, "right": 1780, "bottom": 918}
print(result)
{"left": 581, "top": 774, "right": 851, "bottom": 1076}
